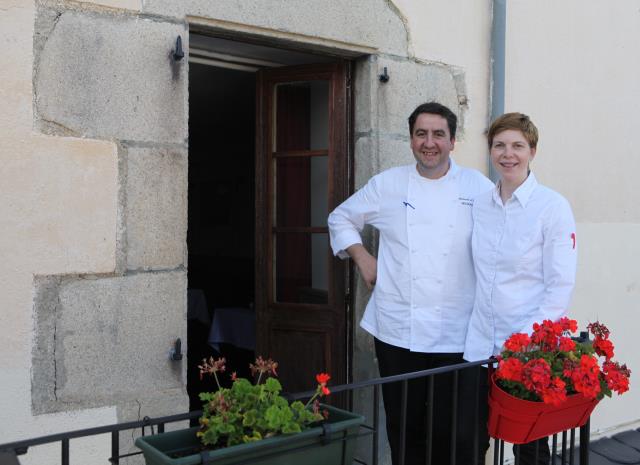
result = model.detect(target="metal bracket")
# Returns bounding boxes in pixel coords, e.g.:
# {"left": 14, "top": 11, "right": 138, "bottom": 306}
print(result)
{"left": 173, "top": 36, "right": 184, "bottom": 61}
{"left": 378, "top": 67, "right": 389, "bottom": 83}
{"left": 169, "top": 338, "right": 183, "bottom": 361}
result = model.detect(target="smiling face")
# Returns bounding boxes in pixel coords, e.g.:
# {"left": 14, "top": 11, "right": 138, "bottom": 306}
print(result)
{"left": 490, "top": 129, "right": 536, "bottom": 188}
{"left": 410, "top": 113, "right": 455, "bottom": 179}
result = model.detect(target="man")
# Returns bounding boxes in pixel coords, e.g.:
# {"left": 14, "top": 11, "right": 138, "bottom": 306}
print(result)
{"left": 328, "top": 102, "right": 493, "bottom": 465}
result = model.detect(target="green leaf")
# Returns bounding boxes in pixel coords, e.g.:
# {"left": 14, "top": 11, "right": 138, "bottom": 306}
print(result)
{"left": 243, "top": 409, "right": 258, "bottom": 427}
{"left": 282, "top": 422, "right": 302, "bottom": 434}
{"left": 264, "top": 377, "right": 282, "bottom": 394}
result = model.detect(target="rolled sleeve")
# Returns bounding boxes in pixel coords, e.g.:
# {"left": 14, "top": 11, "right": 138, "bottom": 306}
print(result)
{"left": 328, "top": 176, "right": 381, "bottom": 259}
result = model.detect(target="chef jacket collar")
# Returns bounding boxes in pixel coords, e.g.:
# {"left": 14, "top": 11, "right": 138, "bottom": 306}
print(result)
{"left": 411, "top": 157, "right": 460, "bottom": 182}
{"left": 493, "top": 172, "right": 538, "bottom": 208}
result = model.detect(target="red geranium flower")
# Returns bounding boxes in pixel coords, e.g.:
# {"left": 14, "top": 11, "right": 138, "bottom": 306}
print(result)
{"left": 603, "top": 361, "right": 631, "bottom": 395}
{"left": 497, "top": 318, "right": 629, "bottom": 406}
{"left": 496, "top": 357, "right": 524, "bottom": 382}
{"left": 316, "top": 373, "right": 331, "bottom": 385}
{"left": 541, "top": 377, "right": 567, "bottom": 406}
{"left": 504, "top": 333, "right": 531, "bottom": 352}
{"left": 593, "top": 337, "right": 614, "bottom": 360}
{"left": 558, "top": 317, "right": 578, "bottom": 333}
{"left": 571, "top": 355, "right": 601, "bottom": 399}
{"left": 587, "top": 321, "right": 610, "bottom": 340}
{"left": 522, "top": 358, "right": 552, "bottom": 396}
{"left": 558, "top": 336, "right": 576, "bottom": 352}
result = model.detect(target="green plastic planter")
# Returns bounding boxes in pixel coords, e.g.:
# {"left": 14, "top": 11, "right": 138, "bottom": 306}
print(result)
{"left": 135, "top": 405, "right": 365, "bottom": 465}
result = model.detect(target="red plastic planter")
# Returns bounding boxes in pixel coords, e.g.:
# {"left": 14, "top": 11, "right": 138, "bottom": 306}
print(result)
{"left": 487, "top": 375, "right": 599, "bottom": 444}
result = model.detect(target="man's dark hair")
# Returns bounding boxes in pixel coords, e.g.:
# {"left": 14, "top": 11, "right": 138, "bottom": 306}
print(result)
{"left": 408, "top": 102, "right": 457, "bottom": 139}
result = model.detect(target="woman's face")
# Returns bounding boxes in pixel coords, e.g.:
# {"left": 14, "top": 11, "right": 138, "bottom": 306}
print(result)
{"left": 490, "top": 129, "right": 536, "bottom": 186}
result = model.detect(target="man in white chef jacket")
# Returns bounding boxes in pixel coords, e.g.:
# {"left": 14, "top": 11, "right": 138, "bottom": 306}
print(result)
{"left": 328, "top": 102, "right": 493, "bottom": 465}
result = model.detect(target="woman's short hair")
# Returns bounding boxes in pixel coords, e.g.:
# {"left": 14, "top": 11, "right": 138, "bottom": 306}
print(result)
{"left": 487, "top": 112, "right": 539, "bottom": 149}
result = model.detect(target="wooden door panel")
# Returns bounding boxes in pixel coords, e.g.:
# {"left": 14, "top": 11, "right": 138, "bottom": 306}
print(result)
{"left": 269, "top": 325, "right": 332, "bottom": 393}
{"left": 256, "top": 61, "right": 351, "bottom": 399}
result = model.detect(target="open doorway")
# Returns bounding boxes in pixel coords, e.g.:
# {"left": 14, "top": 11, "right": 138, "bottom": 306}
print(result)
{"left": 186, "top": 34, "right": 352, "bottom": 411}
{"left": 186, "top": 59, "right": 256, "bottom": 410}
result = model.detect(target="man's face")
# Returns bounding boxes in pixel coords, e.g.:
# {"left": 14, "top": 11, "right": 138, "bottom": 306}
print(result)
{"left": 410, "top": 113, "right": 455, "bottom": 179}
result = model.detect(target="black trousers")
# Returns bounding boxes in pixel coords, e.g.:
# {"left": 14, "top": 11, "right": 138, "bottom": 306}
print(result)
{"left": 514, "top": 439, "right": 551, "bottom": 465}
{"left": 374, "top": 338, "right": 489, "bottom": 465}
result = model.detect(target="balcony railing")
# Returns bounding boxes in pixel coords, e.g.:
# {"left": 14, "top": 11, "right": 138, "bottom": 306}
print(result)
{"left": 0, "top": 359, "right": 590, "bottom": 465}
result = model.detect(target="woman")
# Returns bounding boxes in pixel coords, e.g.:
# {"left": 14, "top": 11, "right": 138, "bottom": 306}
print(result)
{"left": 464, "top": 113, "right": 578, "bottom": 464}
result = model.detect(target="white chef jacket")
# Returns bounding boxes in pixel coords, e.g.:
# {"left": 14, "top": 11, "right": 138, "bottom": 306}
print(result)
{"left": 328, "top": 160, "right": 493, "bottom": 352}
{"left": 463, "top": 173, "right": 577, "bottom": 362}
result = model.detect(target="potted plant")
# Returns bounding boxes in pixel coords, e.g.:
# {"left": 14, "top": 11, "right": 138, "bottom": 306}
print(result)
{"left": 135, "top": 356, "right": 364, "bottom": 465}
{"left": 488, "top": 317, "right": 631, "bottom": 444}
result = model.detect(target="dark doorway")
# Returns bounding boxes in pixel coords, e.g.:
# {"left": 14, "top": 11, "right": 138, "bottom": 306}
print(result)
{"left": 186, "top": 62, "right": 256, "bottom": 411}
{"left": 186, "top": 34, "right": 352, "bottom": 413}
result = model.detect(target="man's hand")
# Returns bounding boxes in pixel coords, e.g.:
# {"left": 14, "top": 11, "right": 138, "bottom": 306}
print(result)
{"left": 346, "top": 244, "right": 377, "bottom": 290}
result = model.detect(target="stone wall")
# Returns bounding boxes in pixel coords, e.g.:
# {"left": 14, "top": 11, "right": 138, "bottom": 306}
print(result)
{"left": 1, "top": 1, "right": 475, "bottom": 464}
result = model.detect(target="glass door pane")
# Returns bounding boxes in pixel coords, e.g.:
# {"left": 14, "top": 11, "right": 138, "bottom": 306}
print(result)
{"left": 274, "top": 232, "right": 329, "bottom": 304}
{"left": 274, "top": 81, "right": 329, "bottom": 152}
{"left": 275, "top": 156, "right": 328, "bottom": 227}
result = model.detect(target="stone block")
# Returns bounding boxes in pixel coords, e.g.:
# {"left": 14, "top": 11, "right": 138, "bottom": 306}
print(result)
{"left": 142, "top": 0, "right": 407, "bottom": 56}
{"left": 32, "top": 271, "right": 187, "bottom": 413}
{"left": 354, "top": 135, "right": 412, "bottom": 187}
{"left": 377, "top": 135, "right": 414, "bottom": 173}
{"left": 354, "top": 56, "right": 376, "bottom": 134}
{"left": 117, "top": 388, "right": 189, "bottom": 464}
{"left": 375, "top": 57, "right": 462, "bottom": 138}
{"left": 354, "top": 136, "right": 377, "bottom": 190}
{"left": 125, "top": 145, "right": 187, "bottom": 270}
{"left": 34, "top": 7, "right": 187, "bottom": 144}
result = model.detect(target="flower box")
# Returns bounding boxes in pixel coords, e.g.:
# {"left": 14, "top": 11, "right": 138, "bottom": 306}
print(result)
{"left": 488, "top": 374, "right": 599, "bottom": 444}
{"left": 135, "top": 404, "right": 364, "bottom": 465}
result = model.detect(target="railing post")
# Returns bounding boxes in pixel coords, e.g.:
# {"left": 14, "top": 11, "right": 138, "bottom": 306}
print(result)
{"left": 398, "top": 379, "right": 408, "bottom": 465}
{"left": 373, "top": 384, "right": 379, "bottom": 465}
{"left": 110, "top": 431, "right": 119, "bottom": 465}
{"left": 449, "top": 370, "right": 459, "bottom": 465}
{"left": 570, "top": 428, "right": 576, "bottom": 464}
{"left": 425, "top": 376, "right": 434, "bottom": 465}
{"left": 61, "top": 439, "right": 69, "bottom": 465}
{"left": 472, "top": 366, "right": 480, "bottom": 465}
{"left": 579, "top": 419, "right": 590, "bottom": 465}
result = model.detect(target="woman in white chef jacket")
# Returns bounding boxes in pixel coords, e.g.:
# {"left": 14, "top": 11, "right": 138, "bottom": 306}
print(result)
{"left": 463, "top": 113, "right": 578, "bottom": 465}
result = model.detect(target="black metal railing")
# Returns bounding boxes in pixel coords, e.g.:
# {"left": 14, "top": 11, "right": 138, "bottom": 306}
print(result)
{"left": 0, "top": 359, "right": 590, "bottom": 465}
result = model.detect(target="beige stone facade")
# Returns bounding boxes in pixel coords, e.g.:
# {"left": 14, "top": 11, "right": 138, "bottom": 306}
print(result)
{"left": 1, "top": 1, "right": 639, "bottom": 463}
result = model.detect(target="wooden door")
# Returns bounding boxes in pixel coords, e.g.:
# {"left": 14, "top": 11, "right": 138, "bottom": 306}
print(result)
{"left": 255, "top": 61, "right": 351, "bottom": 396}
